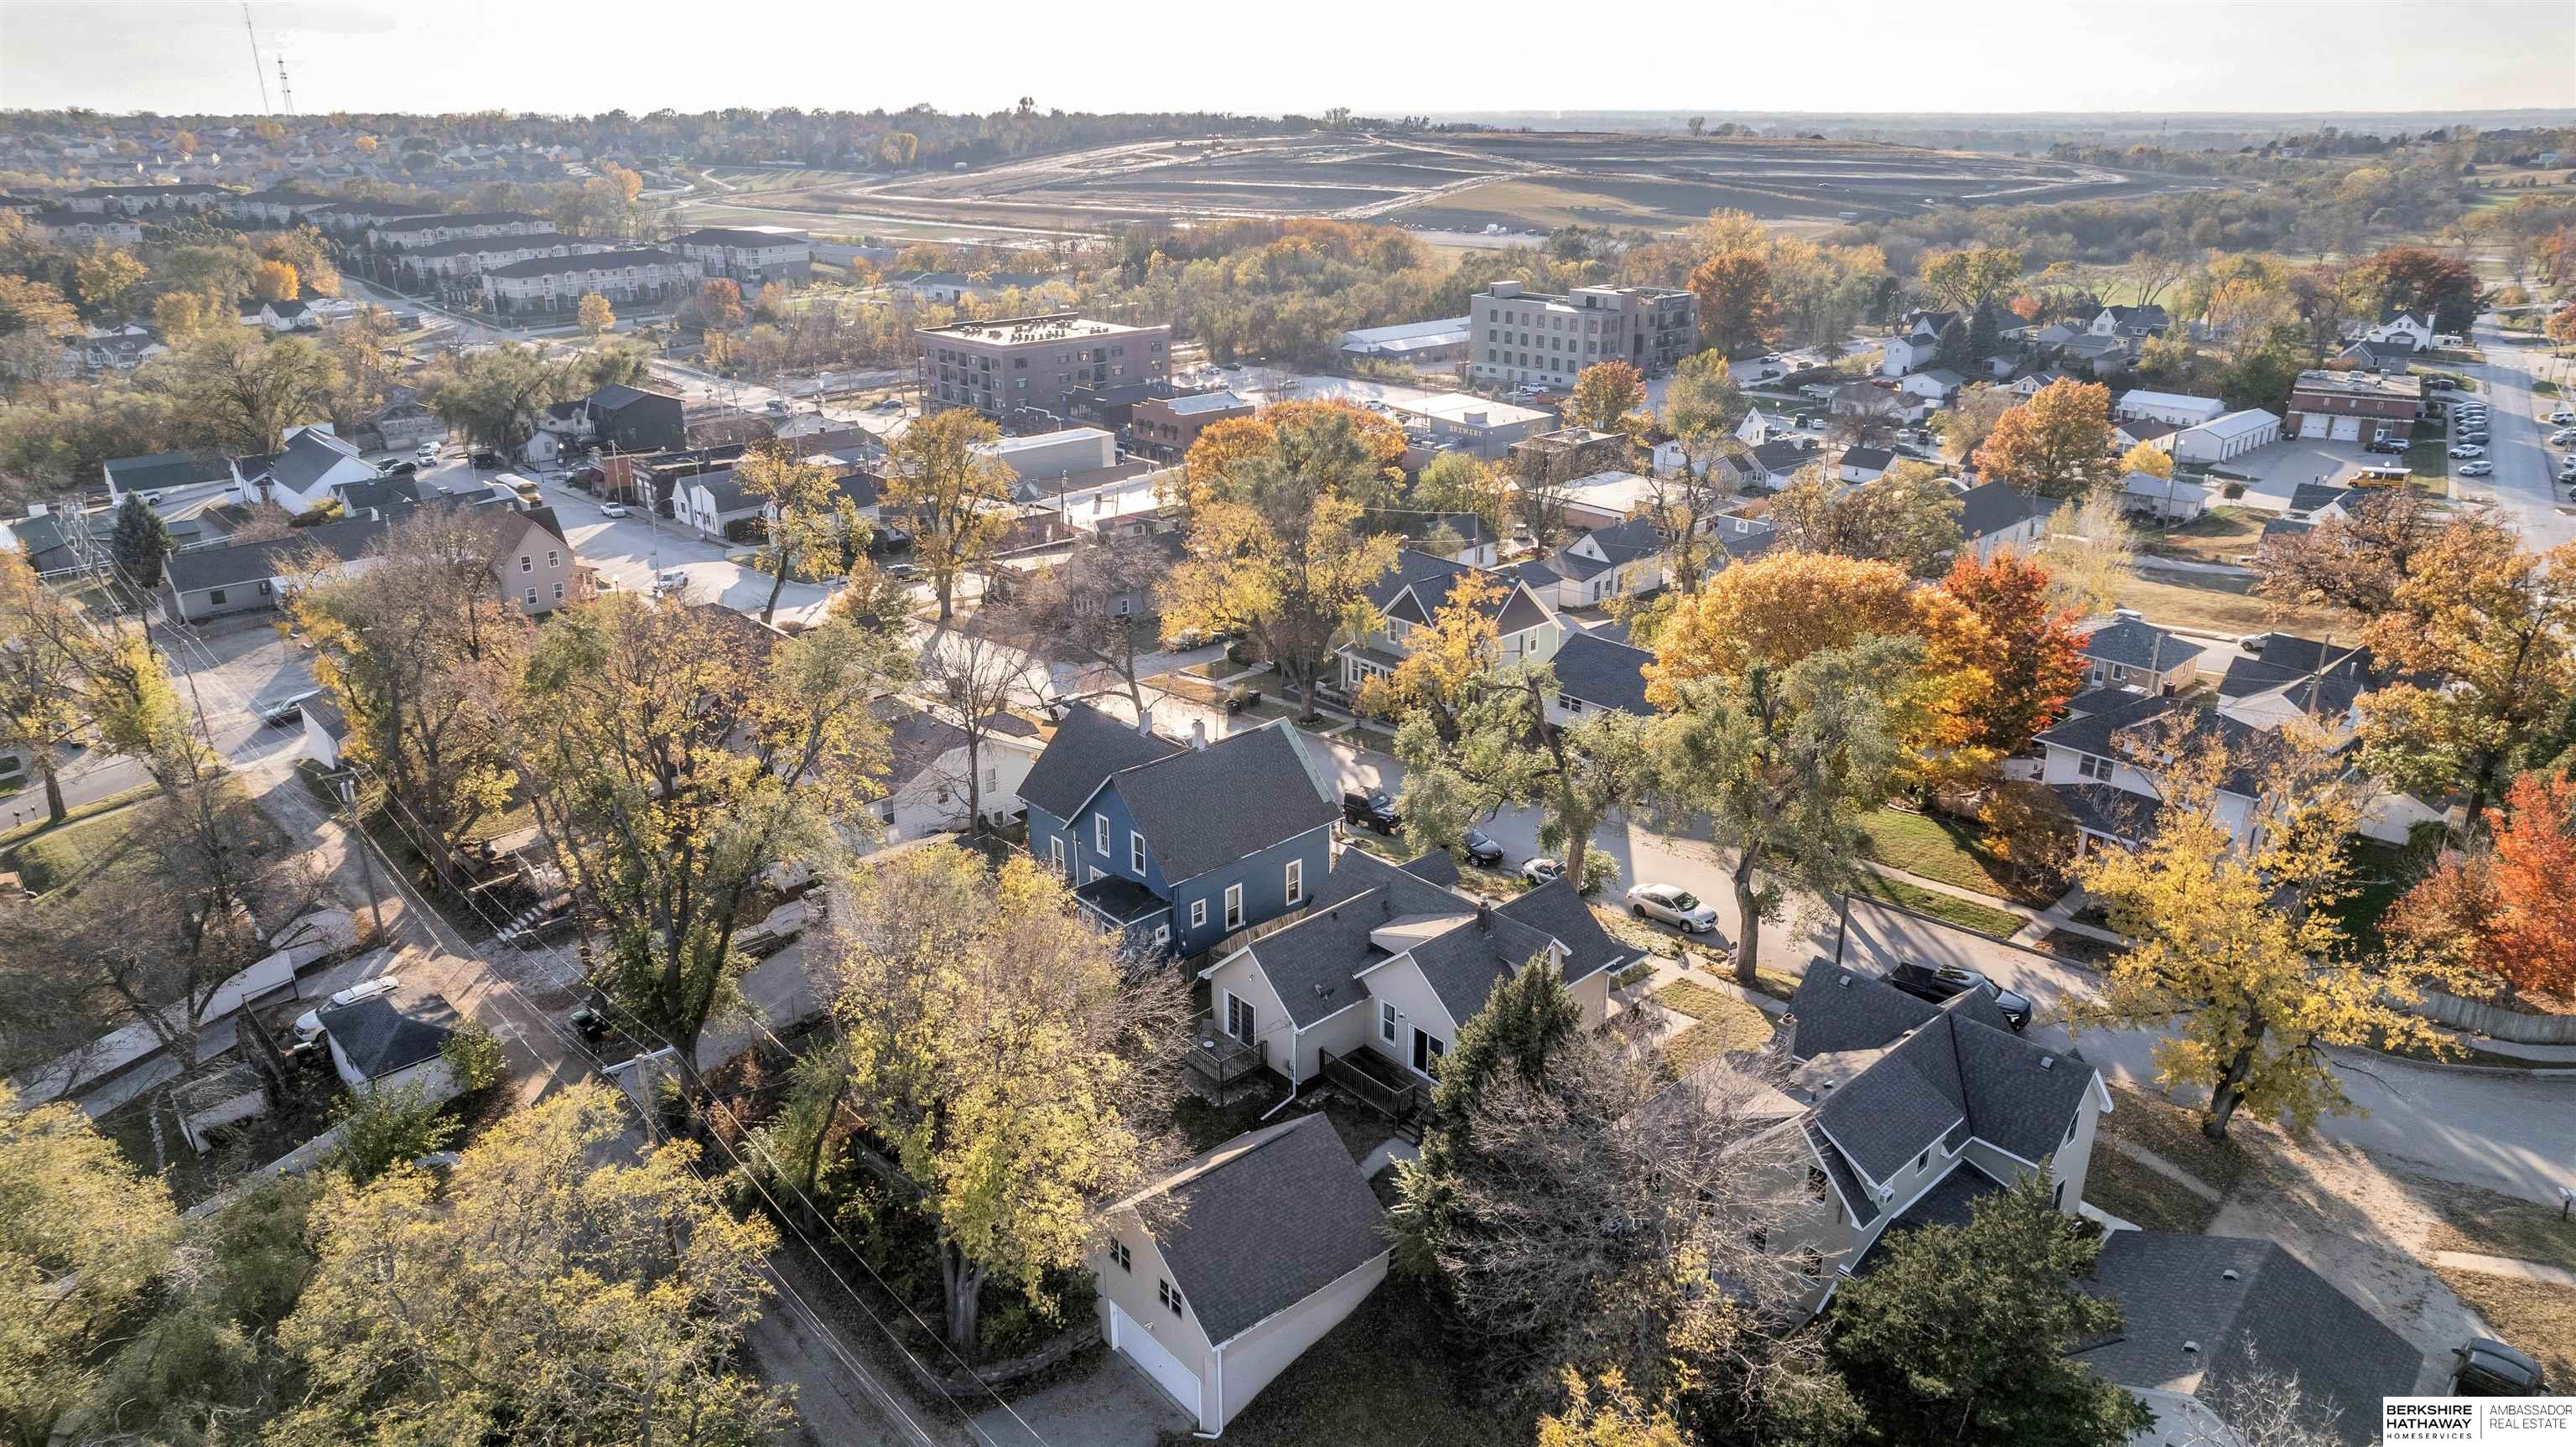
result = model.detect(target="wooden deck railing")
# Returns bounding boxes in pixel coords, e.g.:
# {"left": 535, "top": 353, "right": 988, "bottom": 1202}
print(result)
{"left": 1184, "top": 1014, "right": 1265, "bottom": 1091}
{"left": 1318, "top": 1045, "right": 1424, "bottom": 1123}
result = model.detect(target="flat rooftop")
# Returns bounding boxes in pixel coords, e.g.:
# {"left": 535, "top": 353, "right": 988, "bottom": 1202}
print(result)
{"left": 919, "top": 313, "right": 1159, "bottom": 343}
{"left": 2293, "top": 369, "right": 2422, "bottom": 400}
{"left": 1389, "top": 392, "right": 1550, "bottom": 428}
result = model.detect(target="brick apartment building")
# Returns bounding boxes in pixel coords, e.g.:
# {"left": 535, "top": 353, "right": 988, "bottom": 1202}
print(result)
{"left": 917, "top": 314, "right": 1172, "bottom": 419}
{"left": 1469, "top": 281, "right": 1698, "bottom": 392}
{"left": 2286, "top": 369, "right": 2423, "bottom": 443}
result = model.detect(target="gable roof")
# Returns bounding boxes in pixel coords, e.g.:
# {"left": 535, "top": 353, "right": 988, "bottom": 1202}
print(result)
{"left": 1107, "top": 724, "right": 1335, "bottom": 883}
{"left": 336, "top": 475, "right": 428, "bottom": 515}
{"left": 868, "top": 697, "right": 969, "bottom": 791}
{"left": 2080, "top": 616, "right": 2193, "bottom": 673}
{"left": 1556, "top": 516, "right": 1665, "bottom": 580}
{"left": 1953, "top": 480, "right": 2050, "bottom": 542}
{"left": 1785, "top": 962, "right": 2096, "bottom": 1193}
{"left": 103, "top": 450, "right": 230, "bottom": 495}
{"left": 1552, "top": 630, "right": 1655, "bottom": 715}
{"left": 163, "top": 516, "right": 388, "bottom": 594}
{"left": 589, "top": 381, "right": 678, "bottom": 412}
{"left": 254, "top": 427, "right": 362, "bottom": 496}
{"left": 319, "top": 990, "right": 458, "bottom": 1081}
{"left": 1018, "top": 702, "right": 1186, "bottom": 822}
{"left": 1839, "top": 446, "right": 1894, "bottom": 473}
{"left": 2287, "top": 482, "right": 2360, "bottom": 516}
{"left": 2075, "top": 1231, "right": 2421, "bottom": 1446}
{"left": 1120, "top": 1114, "right": 1387, "bottom": 1346}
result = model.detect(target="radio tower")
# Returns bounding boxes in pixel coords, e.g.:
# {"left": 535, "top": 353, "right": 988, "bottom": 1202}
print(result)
{"left": 243, "top": 4, "right": 271, "bottom": 114}
{"left": 277, "top": 52, "right": 295, "bottom": 115}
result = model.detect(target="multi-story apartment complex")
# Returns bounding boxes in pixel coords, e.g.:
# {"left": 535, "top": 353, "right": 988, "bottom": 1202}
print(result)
{"left": 369, "top": 211, "right": 554, "bottom": 250}
{"left": 917, "top": 314, "right": 1172, "bottom": 419}
{"left": 1468, "top": 280, "right": 1698, "bottom": 392}
{"left": 667, "top": 226, "right": 813, "bottom": 287}
{"left": 399, "top": 233, "right": 610, "bottom": 289}
{"left": 61, "top": 183, "right": 228, "bottom": 215}
{"left": 480, "top": 249, "right": 703, "bottom": 318}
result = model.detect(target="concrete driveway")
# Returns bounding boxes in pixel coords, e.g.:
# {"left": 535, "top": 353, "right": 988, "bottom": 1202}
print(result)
{"left": 2222, "top": 437, "right": 2386, "bottom": 512}
{"left": 973, "top": 1346, "right": 1192, "bottom": 1446}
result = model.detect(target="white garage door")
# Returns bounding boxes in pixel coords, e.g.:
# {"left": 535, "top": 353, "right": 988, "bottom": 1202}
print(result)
{"left": 2329, "top": 415, "right": 2361, "bottom": 441}
{"left": 2298, "top": 411, "right": 2329, "bottom": 438}
{"left": 1110, "top": 1302, "right": 1201, "bottom": 1420}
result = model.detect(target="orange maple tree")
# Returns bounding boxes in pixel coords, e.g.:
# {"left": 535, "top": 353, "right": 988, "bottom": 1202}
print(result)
{"left": 2389, "top": 770, "right": 2576, "bottom": 995}
{"left": 1941, "top": 547, "right": 2086, "bottom": 758}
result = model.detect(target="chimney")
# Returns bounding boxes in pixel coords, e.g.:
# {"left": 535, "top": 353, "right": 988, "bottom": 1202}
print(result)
{"left": 1189, "top": 719, "right": 1208, "bottom": 750}
{"left": 1136, "top": 707, "right": 1155, "bottom": 739}
{"left": 1475, "top": 900, "right": 1492, "bottom": 933}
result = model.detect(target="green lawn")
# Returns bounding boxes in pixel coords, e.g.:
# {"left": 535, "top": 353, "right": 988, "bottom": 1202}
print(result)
{"left": 0, "top": 781, "right": 158, "bottom": 853}
{"left": 1857, "top": 806, "right": 2054, "bottom": 907}
{"left": 6, "top": 797, "right": 162, "bottom": 894}
{"left": 2329, "top": 837, "right": 2428, "bottom": 955}
{"left": 2406, "top": 435, "right": 2452, "bottom": 483}
{"left": 1854, "top": 875, "right": 2028, "bottom": 939}
{"left": 2083, "top": 1149, "right": 2220, "bottom": 1234}
{"left": 1159, "top": 1277, "right": 1527, "bottom": 1447}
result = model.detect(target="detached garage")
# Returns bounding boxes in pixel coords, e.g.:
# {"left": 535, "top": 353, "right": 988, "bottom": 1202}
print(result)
{"left": 1093, "top": 1114, "right": 1390, "bottom": 1434}
{"left": 2174, "top": 408, "right": 2283, "bottom": 464}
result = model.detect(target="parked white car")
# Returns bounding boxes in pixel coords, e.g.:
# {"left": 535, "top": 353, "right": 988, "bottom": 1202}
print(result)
{"left": 2459, "top": 460, "right": 2494, "bottom": 476}
{"left": 2551, "top": 429, "right": 2576, "bottom": 446}
{"left": 2449, "top": 444, "right": 2485, "bottom": 459}
{"left": 1519, "top": 857, "right": 1565, "bottom": 886}
{"left": 1625, "top": 883, "right": 1721, "bottom": 934}
{"left": 2550, "top": 410, "right": 2576, "bottom": 424}
{"left": 293, "top": 975, "right": 403, "bottom": 1040}
{"left": 599, "top": 502, "right": 630, "bottom": 517}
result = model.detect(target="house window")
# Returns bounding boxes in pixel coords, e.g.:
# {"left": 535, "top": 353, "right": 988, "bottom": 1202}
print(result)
{"left": 548, "top": 550, "right": 560, "bottom": 568}
{"left": 551, "top": 582, "right": 564, "bottom": 603}
{"left": 2064, "top": 1114, "right": 2079, "bottom": 1145}
{"left": 1557, "top": 692, "right": 1585, "bottom": 715}
{"left": 1380, "top": 1001, "right": 1397, "bottom": 1045}
{"left": 1807, "top": 1167, "right": 1830, "bottom": 1201}
{"left": 519, "top": 554, "right": 532, "bottom": 573}
{"left": 1050, "top": 837, "right": 1066, "bottom": 878}
{"left": 1191, "top": 898, "right": 1208, "bottom": 929}
{"left": 1800, "top": 1248, "right": 1825, "bottom": 1280}
{"left": 1750, "top": 1229, "right": 1768, "bottom": 1252}
{"left": 524, "top": 589, "right": 538, "bottom": 607}
{"left": 2078, "top": 754, "right": 2114, "bottom": 782}
{"left": 1915, "top": 1149, "right": 1929, "bottom": 1172}
{"left": 1095, "top": 815, "right": 1109, "bottom": 857}
{"left": 258, "top": 579, "right": 273, "bottom": 596}
{"left": 209, "top": 589, "right": 227, "bottom": 606}
{"left": 1157, "top": 1278, "right": 1183, "bottom": 1315}
{"left": 1111, "top": 1241, "right": 1131, "bottom": 1272}
{"left": 1223, "top": 883, "right": 1244, "bottom": 930}
{"left": 1226, "top": 993, "right": 1254, "bottom": 1043}
{"left": 1285, "top": 858, "right": 1304, "bottom": 905}
{"left": 1130, "top": 831, "right": 1146, "bottom": 875}
{"left": 1153, "top": 923, "right": 1170, "bottom": 948}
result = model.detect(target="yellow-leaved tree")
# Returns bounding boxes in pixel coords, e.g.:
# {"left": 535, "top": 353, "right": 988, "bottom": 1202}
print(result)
{"left": 1646, "top": 550, "right": 1999, "bottom": 785}
{"left": 880, "top": 407, "right": 1017, "bottom": 621}
{"left": 2072, "top": 720, "right": 2478, "bottom": 1139}
{"left": 820, "top": 847, "right": 1192, "bottom": 1358}
{"left": 267, "top": 1081, "right": 792, "bottom": 1444}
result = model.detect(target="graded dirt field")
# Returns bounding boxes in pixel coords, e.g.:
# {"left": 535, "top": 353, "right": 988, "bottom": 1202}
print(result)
{"left": 678, "top": 129, "right": 2194, "bottom": 241}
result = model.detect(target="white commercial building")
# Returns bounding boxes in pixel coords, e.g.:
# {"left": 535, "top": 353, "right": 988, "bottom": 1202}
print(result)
{"left": 2113, "top": 390, "right": 2227, "bottom": 428}
{"left": 2173, "top": 408, "right": 2282, "bottom": 465}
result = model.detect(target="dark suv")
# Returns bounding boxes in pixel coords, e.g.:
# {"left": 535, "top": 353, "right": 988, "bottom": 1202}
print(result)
{"left": 1885, "top": 962, "right": 2033, "bottom": 1031}
{"left": 1341, "top": 788, "right": 1400, "bottom": 835}
{"left": 2453, "top": 1338, "right": 2547, "bottom": 1395}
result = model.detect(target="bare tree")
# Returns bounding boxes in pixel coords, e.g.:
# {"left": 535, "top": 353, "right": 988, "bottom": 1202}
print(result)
{"left": 989, "top": 530, "right": 1172, "bottom": 718}
{"left": 2124, "top": 249, "right": 2188, "bottom": 311}
{"left": 1509, "top": 446, "right": 1580, "bottom": 555}
{"left": 2182, "top": 1349, "right": 2351, "bottom": 1447}
{"left": 1400, "top": 1018, "right": 1822, "bottom": 1403}
{"left": 915, "top": 625, "right": 1041, "bottom": 837}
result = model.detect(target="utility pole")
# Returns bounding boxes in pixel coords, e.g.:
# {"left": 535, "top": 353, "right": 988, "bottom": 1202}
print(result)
{"left": 335, "top": 770, "right": 388, "bottom": 939}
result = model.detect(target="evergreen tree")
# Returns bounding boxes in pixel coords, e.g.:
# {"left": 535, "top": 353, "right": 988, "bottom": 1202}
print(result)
{"left": 1827, "top": 1175, "right": 2156, "bottom": 1447}
{"left": 1966, "top": 300, "right": 2002, "bottom": 366}
{"left": 1390, "top": 954, "right": 1585, "bottom": 1273}
{"left": 108, "top": 492, "right": 174, "bottom": 596}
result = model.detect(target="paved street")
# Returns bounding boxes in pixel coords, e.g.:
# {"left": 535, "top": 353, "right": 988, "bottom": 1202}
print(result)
{"left": 1102, "top": 679, "right": 2576, "bottom": 1207}
{"left": 2451, "top": 316, "right": 2576, "bottom": 549}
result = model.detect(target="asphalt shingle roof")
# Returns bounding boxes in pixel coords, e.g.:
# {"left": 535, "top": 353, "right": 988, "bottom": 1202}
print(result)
{"left": 1109, "top": 724, "right": 1334, "bottom": 884}
{"left": 320, "top": 991, "right": 457, "bottom": 1081}
{"left": 163, "top": 516, "right": 387, "bottom": 594}
{"left": 2080, "top": 616, "right": 2193, "bottom": 674}
{"left": 2075, "top": 1232, "right": 2421, "bottom": 1446}
{"left": 1019, "top": 702, "right": 1185, "bottom": 822}
{"left": 1125, "top": 1114, "right": 1388, "bottom": 1346}
{"left": 103, "top": 450, "right": 230, "bottom": 495}
{"left": 1552, "top": 630, "right": 1655, "bottom": 715}
{"left": 1953, "top": 480, "right": 2050, "bottom": 542}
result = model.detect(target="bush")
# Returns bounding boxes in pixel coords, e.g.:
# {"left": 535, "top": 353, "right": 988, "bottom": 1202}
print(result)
{"left": 440, "top": 1024, "right": 506, "bottom": 1095}
{"left": 329, "top": 1081, "right": 459, "bottom": 1185}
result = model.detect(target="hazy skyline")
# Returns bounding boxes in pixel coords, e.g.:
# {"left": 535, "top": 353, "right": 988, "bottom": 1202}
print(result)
{"left": 2, "top": 0, "right": 2571, "bottom": 119}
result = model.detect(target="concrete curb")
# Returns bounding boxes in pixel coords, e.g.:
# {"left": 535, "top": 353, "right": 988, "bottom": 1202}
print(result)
{"left": 2330, "top": 1045, "right": 2576, "bottom": 1079}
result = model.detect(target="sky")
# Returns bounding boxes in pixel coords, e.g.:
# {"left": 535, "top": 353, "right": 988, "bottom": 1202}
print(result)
{"left": 2, "top": 0, "right": 2571, "bottom": 120}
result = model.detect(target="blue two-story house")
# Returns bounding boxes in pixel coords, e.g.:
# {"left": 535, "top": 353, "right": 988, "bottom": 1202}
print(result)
{"left": 1021, "top": 704, "right": 1339, "bottom": 958}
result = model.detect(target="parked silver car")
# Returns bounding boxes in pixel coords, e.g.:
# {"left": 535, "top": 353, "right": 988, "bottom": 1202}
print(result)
{"left": 1625, "top": 883, "right": 1720, "bottom": 933}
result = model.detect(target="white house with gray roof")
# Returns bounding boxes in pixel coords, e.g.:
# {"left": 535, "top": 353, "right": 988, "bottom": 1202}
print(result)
{"left": 1541, "top": 515, "right": 1668, "bottom": 608}
{"left": 1337, "top": 550, "right": 1560, "bottom": 700}
{"left": 1093, "top": 1112, "right": 1390, "bottom": 1432}
{"left": 233, "top": 425, "right": 376, "bottom": 514}
{"left": 1199, "top": 848, "right": 1632, "bottom": 1095}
